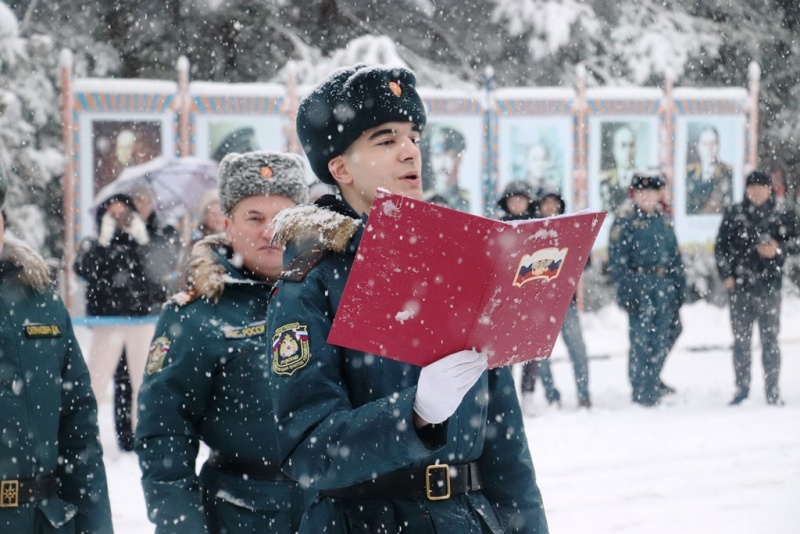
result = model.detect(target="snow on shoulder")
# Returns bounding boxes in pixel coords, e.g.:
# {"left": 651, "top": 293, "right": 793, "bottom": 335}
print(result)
{"left": 271, "top": 203, "right": 360, "bottom": 253}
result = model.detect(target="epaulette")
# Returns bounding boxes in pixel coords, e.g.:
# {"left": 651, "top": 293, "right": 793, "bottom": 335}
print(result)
{"left": 167, "top": 289, "right": 199, "bottom": 307}
{"left": 279, "top": 246, "right": 329, "bottom": 282}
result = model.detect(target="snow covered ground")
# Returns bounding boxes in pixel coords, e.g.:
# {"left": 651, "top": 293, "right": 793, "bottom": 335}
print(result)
{"left": 80, "top": 295, "right": 800, "bottom": 533}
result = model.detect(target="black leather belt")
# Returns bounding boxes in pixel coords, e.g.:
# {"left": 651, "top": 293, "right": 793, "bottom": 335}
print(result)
{"left": 634, "top": 266, "right": 667, "bottom": 276}
{"left": 1, "top": 475, "right": 57, "bottom": 507}
{"left": 319, "top": 462, "right": 482, "bottom": 501}
{"left": 206, "top": 453, "right": 290, "bottom": 481}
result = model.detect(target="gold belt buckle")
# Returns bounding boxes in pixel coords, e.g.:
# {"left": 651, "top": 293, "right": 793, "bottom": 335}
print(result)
{"left": 1, "top": 480, "right": 19, "bottom": 507}
{"left": 425, "top": 464, "right": 450, "bottom": 501}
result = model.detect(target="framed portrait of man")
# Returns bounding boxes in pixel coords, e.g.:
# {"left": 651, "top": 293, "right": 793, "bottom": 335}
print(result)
{"left": 194, "top": 117, "right": 289, "bottom": 161}
{"left": 91, "top": 120, "right": 163, "bottom": 193}
{"left": 588, "top": 118, "right": 659, "bottom": 216}
{"left": 673, "top": 115, "right": 745, "bottom": 244}
{"left": 78, "top": 115, "right": 172, "bottom": 239}
{"left": 419, "top": 119, "right": 484, "bottom": 215}
{"left": 497, "top": 117, "right": 573, "bottom": 212}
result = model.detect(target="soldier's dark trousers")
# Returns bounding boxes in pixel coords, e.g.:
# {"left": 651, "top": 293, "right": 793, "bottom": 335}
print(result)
{"left": 627, "top": 278, "right": 676, "bottom": 405}
{"left": 730, "top": 288, "right": 782, "bottom": 400}
{"left": 521, "top": 301, "right": 590, "bottom": 402}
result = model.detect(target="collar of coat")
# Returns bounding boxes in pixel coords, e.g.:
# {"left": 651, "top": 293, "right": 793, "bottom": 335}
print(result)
{"left": 271, "top": 194, "right": 362, "bottom": 254}
{"left": 0, "top": 234, "right": 51, "bottom": 292}
{"left": 175, "top": 233, "right": 267, "bottom": 304}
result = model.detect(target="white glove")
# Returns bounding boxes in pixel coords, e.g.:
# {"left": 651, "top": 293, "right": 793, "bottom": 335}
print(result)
{"left": 414, "top": 349, "right": 488, "bottom": 425}
{"left": 97, "top": 212, "right": 117, "bottom": 247}
{"left": 125, "top": 212, "right": 150, "bottom": 245}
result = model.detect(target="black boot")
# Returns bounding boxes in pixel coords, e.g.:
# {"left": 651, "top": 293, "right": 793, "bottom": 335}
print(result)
{"left": 546, "top": 389, "right": 562, "bottom": 407}
{"left": 658, "top": 379, "right": 676, "bottom": 395}
{"left": 728, "top": 388, "right": 749, "bottom": 406}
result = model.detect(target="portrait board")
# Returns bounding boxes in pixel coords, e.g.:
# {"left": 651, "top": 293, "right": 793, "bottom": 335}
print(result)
{"left": 588, "top": 116, "right": 660, "bottom": 248}
{"left": 78, "top": 115, "right": 173, "bottom": 239}
{"left": 420, "top": 117, "right": 485, "bottom": 215}
{"left": 194, "top": 116, "right": 290, "bottom": 162}
{"left": 497, "top": 116, "right": 574, "bottom": 213}
{"left": 673, "top": 115, "right": 746, "bottom": 245}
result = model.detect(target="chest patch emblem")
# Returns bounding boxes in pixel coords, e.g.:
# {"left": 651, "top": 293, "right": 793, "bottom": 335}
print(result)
{"left": 23, "top": 324, "right": 62, "bottom": 338}
{"left": 146, "top": 336, "right": 171, "bottom": 375}
{"left": 271, "top": 323, "right": 310, "bottom": 376}
{"left": 223, "top": 321, "right": 266, "bottom": 339}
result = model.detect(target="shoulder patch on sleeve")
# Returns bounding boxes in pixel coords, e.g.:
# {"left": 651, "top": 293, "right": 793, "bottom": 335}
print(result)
{"left": 146, "top": 336, "right": 172, "bottom": 375}
{"left": 280, "top": 247, "right": 330, "bottom": 282}
{"left": 271, "top": 323, "right": 310, "bottom": 376}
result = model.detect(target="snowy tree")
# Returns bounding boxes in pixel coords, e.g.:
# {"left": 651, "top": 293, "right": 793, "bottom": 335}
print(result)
{"left": 4, "top": 0, "right": 800, "bottom": 261}
{"left": 1, "top": 1, "right": 61, "bottom": 255}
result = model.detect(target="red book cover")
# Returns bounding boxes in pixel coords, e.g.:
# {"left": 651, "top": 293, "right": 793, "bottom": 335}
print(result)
{"left": 327, "top": 190, "right": 606, "bottom": 368}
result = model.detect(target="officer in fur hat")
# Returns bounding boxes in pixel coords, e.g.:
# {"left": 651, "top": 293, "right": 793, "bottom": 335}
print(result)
{"left": 0, "top": 165, "right": 113, "bottom": 532}
{"left": 136, "top": 151, "right": 309, "bottom": 534}
{"left": 608, "top": 170, "right": 686, "bottom": 406}
{"left": 265, "top": 64, "right": 548, "bottom": 533}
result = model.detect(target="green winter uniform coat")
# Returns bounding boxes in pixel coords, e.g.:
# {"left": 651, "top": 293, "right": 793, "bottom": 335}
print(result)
{"left": 608, "top": 205, "right": 686, "bottom": 404}
{"left": 266, "top": 197, "right": 549, "bottom": 534}
{"left": 136, "top": 235, "right": 306, "bottom": 534}
{"left": 0, "top": 235, "right": 113, "bottom": 533}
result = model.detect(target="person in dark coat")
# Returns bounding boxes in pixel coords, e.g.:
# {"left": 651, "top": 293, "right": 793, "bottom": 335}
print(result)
{"left": 714, "top": 170, "right": 800, "bottom": 406}
{"left": 74, "top": 192, "right": 163, "bottom": 449}
{"left": 266, "top": 64, "right": 548, "bottom": 533}
{"left": 608, "top": 170, "right": 686, "bottom": 406}
{"left": 0, "top": 173, "right": 113, "bottom": 533}
{"left": 136, "top": 151, "right": 309, "bottom": 534}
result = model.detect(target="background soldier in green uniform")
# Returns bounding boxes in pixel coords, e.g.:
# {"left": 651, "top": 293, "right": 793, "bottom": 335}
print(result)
{"left": 0, "top": 166, "right": 113, "bottom": 533}
{"left": 608, "top": 171, "right": 686, "bottom": 406}
{"left": 266, "top": 65, "right": 548, "bottom": 533}
{"left": 135, "top": 151, "right": 308, "bottom": 533}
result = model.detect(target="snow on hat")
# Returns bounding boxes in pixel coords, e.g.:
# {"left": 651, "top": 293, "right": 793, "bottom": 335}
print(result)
{"left": 296, "top": 64, "right": 427, "bottom": 185}
{"left": 745, "top": 170, "right": 771, "bottom": 187}
{"left": 218, "top": 151, "right": 308, "bottom": 215}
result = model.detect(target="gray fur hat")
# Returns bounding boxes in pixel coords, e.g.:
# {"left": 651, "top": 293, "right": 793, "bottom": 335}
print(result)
{"left": 218, "top": 151, "right": 308, "bottom": 214}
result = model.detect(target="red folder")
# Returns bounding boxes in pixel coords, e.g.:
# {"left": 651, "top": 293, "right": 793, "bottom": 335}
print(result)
{"left": 327, "top": 190, "right": 606, "bottom": 368}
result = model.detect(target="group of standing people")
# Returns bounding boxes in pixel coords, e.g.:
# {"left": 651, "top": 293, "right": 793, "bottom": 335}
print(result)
{"left": 3, "top": 60, "right": 799, "bottom": 534}
{"left": 606, "top": 167, "right": 799, "bottom": 408}
{"left": 3, "top": 63, "right": 551, "bottom": 533}
{"left": 502, "top": 161, "right": 800, "bottom": 411}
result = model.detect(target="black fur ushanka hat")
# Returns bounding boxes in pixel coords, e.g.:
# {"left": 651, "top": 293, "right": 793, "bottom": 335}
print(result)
{"left": 296, "top": 64, "right": 427, "bottom": 185}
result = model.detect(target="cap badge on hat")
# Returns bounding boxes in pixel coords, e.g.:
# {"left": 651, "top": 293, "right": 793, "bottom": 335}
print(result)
{"left": 389, "top": 81, "right": 402, "bottom": 97}
{"left": 260, "top": 165, "right": 273, "bottom": 179}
